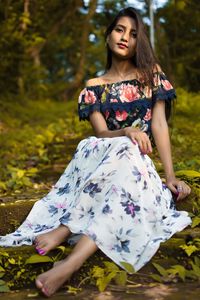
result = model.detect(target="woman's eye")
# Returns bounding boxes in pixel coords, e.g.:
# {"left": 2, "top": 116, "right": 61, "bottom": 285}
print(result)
{"left": 115, "top": 27, "right": 123, "bottom": 32}
{"left": 132, "top": 33, "right": 137, "bottom": 38}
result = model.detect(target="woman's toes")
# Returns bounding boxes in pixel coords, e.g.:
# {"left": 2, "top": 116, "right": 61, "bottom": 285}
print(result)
{"left": 35, "top": 278, "right": 43, "bottom": 289}
{"left": 36, "top": 278, "right": 50, "bottom": 297}
{"left": 36, "top": 240, "right": 46, "bottom": 248}
{"left": 42, "top": 286, "right": 50, "bottom": 297}
{"left": 35, "top": 240, "right": 49, "bottom": 255}
{"left": 35, "top": 241, "right": 42, "bottom": 249}
{"left": 35, "top": 273, "right": 58, "bottom": 297}
{"left": 37, "top": 248, "right": 46, "bottom": 255}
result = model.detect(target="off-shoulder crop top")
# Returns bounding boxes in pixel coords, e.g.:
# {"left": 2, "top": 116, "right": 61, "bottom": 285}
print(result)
{"left": 78, "top": 71, "right": 176, "bottom": 137}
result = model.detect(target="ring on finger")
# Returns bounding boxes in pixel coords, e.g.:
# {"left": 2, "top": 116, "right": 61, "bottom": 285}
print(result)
{"left": 177, "top": 186, "right": 183, "bottom": 192}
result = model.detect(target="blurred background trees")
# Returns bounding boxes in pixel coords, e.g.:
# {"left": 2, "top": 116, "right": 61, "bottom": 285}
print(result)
{"left": 0, "top": 0, "right": 199, "bottom": 194}
{"left": 0, "top": 0, "right": 199, "bottom": 101}
{"left": 156, "top": 0, "right": 200, "bottom": 91}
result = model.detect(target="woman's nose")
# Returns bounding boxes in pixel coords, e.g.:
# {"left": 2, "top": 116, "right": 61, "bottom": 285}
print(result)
{"left": 121, "top": 33, "right": 128, "bottom": 42}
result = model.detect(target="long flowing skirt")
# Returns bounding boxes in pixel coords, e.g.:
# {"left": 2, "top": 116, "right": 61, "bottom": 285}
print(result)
{"left": 0, "top": 136, "right": 191, "bottom": 271}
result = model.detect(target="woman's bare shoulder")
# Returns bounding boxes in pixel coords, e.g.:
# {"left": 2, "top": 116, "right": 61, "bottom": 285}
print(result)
{"left": 86, "top": 78, "right": 101, "bottom": 87}
{"left": 86, "top": 75, "right": 109, "bottom": 87}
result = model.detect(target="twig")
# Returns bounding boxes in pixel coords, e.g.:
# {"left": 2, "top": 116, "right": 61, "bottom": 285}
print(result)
{"left": 77, "top": 276, "right": 91, "bottom": 288}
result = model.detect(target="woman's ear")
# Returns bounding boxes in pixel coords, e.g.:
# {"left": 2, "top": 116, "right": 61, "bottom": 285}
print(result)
{"left": 106, "top": 35, "right": 110, "bottom": 43}
{"left": 105, "top": 36, "right": 109, "bottom": 47}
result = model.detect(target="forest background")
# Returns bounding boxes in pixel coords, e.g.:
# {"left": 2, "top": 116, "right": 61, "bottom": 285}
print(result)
{"left": 0, "top": 0, "right": 199, "bottom": 195}
{"left": 0, "top": 0, "right": 200, "bottom": 294}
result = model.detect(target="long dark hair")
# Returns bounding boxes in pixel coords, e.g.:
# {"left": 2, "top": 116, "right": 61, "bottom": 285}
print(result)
{"left": 104, "top": 7, "right": 158, "bottom": 87}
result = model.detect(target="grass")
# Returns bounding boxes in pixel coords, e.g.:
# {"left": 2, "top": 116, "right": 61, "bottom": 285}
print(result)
{"left": 0, "top": 88, "right": 199, "bottom": 194}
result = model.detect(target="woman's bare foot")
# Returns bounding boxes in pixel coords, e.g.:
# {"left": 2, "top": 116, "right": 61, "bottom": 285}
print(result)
{"left": 35, "top": 235, "right": 98, "bottom": 297}
{"left": 34, "top": 225, "right": 71, "bottom": 255}
{"left": 35, "top": 257, "right": 76, "bottom": 297}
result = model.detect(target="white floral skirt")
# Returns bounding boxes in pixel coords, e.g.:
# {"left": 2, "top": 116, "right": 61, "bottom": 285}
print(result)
{"left": 0, "top": 136, "right": 191, "bottom": 271}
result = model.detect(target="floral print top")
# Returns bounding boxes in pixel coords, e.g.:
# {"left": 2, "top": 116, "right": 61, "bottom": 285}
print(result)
{"left": 78, "top": 71, "right": 176, "bottom": 137}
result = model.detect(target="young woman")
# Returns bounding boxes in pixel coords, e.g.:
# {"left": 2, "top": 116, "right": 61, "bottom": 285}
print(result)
{"left": 0, "top": 7, "right": 191, "bottom": 297}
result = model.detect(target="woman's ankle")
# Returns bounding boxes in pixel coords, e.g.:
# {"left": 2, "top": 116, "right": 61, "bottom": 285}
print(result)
{"left": 61, "top": 254, "right": 83, "bottom": 273}
{"left": 54, "top": 225, "right": 71, "bottom": 239}
{"left": 58, "top": 224, "right": 70, "bottom": 234}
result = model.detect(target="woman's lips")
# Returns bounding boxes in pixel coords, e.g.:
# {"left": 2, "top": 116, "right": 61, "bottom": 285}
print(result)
{"left": 117, "top": 43, "right": 128, "bottom": 49}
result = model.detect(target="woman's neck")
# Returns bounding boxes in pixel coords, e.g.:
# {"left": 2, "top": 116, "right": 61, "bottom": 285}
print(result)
{"left": 106, "top": 57, "right": 137, "bottom": 81}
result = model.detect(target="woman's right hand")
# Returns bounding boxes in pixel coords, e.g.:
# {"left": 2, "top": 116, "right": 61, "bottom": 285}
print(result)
{"left": 124, "top": 127, "right": 152, "bottom": 154}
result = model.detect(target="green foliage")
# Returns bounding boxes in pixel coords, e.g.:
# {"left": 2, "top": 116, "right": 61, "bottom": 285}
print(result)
{"left": 157, "top": 1, "right": 200, "bottom": 91}
{"left": 0, "top": 245, "right": 72, "bottom": 290}
{"left": 0, "top": 249, "right": 129, "bottom": 292}
{"left": 151, "top": 256, "right": 200, "bottom": 283}
{"left": 92, "top": 261, "right": 128, "bottom": 292}
{"left": 120, "top": 261, "right": 135, "bottom": 274}
{"left": 0, "top": 280, "right": 10, "bottom": 293}
{"left": 0, "top": 0, "right": 198, "bottom": 99}
{"left": 0, "top": 97, "right": 91, "bottom": 194}
{"left": 25, "top": 246, "right": 67, "bottom": 265}
{"left": 191, "top": 217, "right": 200, "bottom": 228}
{"left": 175, "top": 170, "right": 200, "bottom": 179}
{"left": 66, "top": 285, "right": 82, "bottom": 295}
{"left": 0, "top": 88, "right": 199, "bottom": 204}
{"left": 0, "top": 0, "right": 130, "bottom": 98}
{"left": 152, "top": 263, "right": 168, "bottom": 278}
{"left": 0, "top": 250, "right": 35, "bottom": 290}
{"left": 3, "top": 166, "right": 37, "bottom": 190}
{"left": 175, "top": 88, "right": 200, "bottom": 115}
{"left": 0, "top": 265, "right": 10, "bottom": 292}
{"left": 25, "top": 254, "right": 53, "bottom": 264}
{"left": 180, "top": 239, "right": 200, "bottom": 256}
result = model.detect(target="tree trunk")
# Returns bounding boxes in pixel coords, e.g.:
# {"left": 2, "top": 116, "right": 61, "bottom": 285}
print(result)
{"left": 18, "top": 0, "right": 30, "bottom": 95}
{"left": 64, "top": 0, "right": 98, "bottom": 99}
{"left": 27, "top": 0, "right": 81, "bottom": 68}
{"left": 21, "top": 0, "right": 30, "bottom": 33}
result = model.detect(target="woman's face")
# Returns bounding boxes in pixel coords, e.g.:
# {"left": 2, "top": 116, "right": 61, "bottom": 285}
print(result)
{"left": 107, "top": 16, "right": 137, "bottom": 59}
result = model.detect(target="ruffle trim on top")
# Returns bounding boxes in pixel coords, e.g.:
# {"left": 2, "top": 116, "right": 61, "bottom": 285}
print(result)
{"left": 78, "top": 103, "right": 101, "bottom": 121}
{"left": 79, "top": 99, "right": 150, "bottom": 121}
{"left": 78, "top": 74, "right": 176, "bottom": 121}
{"left": 152, "top": 88, "right": 176, "bottom": 105}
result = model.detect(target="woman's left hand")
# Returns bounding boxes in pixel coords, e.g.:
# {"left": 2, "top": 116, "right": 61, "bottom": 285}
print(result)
{"left": 166, "top": 177, "right": 191, "bottom": 201}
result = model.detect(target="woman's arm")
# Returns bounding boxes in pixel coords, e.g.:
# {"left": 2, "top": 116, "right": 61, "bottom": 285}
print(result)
{"left": 151, "top": 101, "right": 174, "bottom": 180}
{"left": 89, "top": 111, "right": 125, "bottom": 138}
{"left": 151, "top": 100, "right": 191, "bottom": 200}
{"left": 89, "top": 111, "right": 152, "bottom": 154}
{"left": 86, "top": 78, "right": 152, "bottom": 153}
